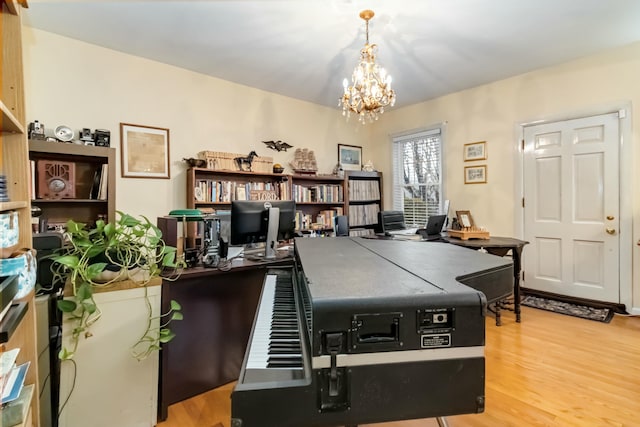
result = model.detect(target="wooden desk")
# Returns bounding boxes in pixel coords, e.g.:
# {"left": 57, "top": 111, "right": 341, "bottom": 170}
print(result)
{"left": 158, "top": 257, "right": 292, "bottom": 421}
{"left": 444, "top": 236, "right": 529, "bottom": 324}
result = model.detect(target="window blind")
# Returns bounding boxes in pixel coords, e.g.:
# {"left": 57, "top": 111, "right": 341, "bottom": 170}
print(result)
{"left": 392, "top": 128, "right": 443, "bottom": 227}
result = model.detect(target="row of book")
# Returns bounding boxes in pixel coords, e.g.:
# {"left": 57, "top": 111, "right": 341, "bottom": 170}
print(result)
{"left": 348, "top": 203, "right": 380, "bottom": 227}
{"left": 90, "top": 164, "right": 109, "bottom": 200}
{"left": 0, "top": 348, "right": 31, "bottom": 425}
{"left": 292, "top": 184, "right": 344, "bottom": 204}
{"left": 348, "top": 179, "right": 381, "bottom": 201}
{"left": 194, "top": 179, "right": 290, "bottom": 203}
{"left": 295, "top": 207, "right": 344, "bottom": 231}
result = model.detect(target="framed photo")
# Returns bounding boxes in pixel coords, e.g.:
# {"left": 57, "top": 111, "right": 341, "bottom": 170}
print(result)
{"left": 464, "top": 141, "right": 487, "bottom": 161}
{"left": 120, "top": 123, "right": 170, "bottom": 179}
{"left": 338, "top": 144, "right": 362, "bottom": 171}
{"left": 456, "top": 210, "right": 475, "bottom": 229}
{"left": 464, "top": 165, "right": 487, "bottom": 184}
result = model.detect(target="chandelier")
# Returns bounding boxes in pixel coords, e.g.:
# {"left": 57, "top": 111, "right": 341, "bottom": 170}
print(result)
{"left": 340, "top": 9, "right": 396, "bottom": 124}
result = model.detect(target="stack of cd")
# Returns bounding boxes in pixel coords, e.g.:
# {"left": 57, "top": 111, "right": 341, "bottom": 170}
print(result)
{"left": 0, "top": 175, "right": 9, "bottom": 202}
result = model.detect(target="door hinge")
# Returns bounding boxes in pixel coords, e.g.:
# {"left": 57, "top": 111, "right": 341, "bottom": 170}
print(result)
{"left": 521, "top": 270, "right": 525, "bottom": 281}
{"left": 521, "top": 139, "right": 525, "bottom": 151}
{"left": 522, "top": 197, "right": 525, "bottom": 208}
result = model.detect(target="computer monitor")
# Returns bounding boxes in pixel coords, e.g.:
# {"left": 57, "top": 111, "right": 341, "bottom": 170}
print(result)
{"left": 230, "top": 200, "right": 296, "bottom": 259}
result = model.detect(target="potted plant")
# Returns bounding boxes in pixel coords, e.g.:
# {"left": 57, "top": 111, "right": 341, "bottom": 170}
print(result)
{"left": 51, "top": 211, "right": 184, "bottom": 361}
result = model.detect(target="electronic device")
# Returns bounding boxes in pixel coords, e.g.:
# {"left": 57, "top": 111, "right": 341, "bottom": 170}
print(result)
{"left": 378, "top": 210, "right": 407, "bottom": 235}
{"left": 94, "top": 129, "right": 110, "bottom": 147}
{"left": 417, "top": 214, "right": 448, "bottom": 241}
{"left": 232, "top": 237, "right": 514, "bottom": 427}
{"left": 28, "top": 120, "right": 45, "bottom": 140}
{"left": 54, "top": 125, "right": 74, "bottom": 142}
{"left": 230, "top": 200, "right": 295, "bottom": 259}
{"left": 36, "top": 160, "right": 75, "bottom": 199}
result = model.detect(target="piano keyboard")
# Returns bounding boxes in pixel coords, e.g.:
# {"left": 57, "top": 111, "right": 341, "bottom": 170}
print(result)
{"left": 242, "top": 271, "right": 309, "bottom": 384}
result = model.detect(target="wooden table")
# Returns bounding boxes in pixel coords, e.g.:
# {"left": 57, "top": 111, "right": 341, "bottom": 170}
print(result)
{"left": 444, "top": 236, "right": 529, "bottom": 324}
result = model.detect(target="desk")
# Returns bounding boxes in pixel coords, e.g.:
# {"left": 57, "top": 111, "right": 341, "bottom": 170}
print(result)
{"left": 158, "top": 257, "right": 292, "bottom": 421}
{"left": 444, "top": 236, "right": 528, "bottom": 324}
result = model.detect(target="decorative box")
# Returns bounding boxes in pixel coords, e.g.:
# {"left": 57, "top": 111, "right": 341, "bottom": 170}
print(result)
{"left": 198, "top": 151, "right": 273, "bottom": 173}
{"left": 0, "top": 249, "right": 36, "bottom": 299}
{"left": 0, "top": 211, "right": 19, "bottom": 258}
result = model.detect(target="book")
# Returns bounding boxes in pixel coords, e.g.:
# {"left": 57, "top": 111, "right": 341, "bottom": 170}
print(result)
{"left": 98, "top": 164, "right": 108, "bottom": 200}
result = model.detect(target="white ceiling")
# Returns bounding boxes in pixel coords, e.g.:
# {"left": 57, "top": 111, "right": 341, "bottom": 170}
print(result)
{"left": 23, "top": 0, "right": 640, "bottom": 109}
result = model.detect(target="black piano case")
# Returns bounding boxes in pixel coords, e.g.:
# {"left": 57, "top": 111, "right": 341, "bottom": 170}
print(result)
{"left": 232, "top": 237, "right": 513, "bottom": 427}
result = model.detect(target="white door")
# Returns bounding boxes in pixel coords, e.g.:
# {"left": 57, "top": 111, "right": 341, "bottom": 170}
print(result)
{"left": 523, "top": 112, "right": 620, "bottom": 302}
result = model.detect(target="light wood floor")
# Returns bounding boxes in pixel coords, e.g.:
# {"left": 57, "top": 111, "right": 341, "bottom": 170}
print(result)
{"left": 156, "top": 307, "right": 640, "bottom": 427}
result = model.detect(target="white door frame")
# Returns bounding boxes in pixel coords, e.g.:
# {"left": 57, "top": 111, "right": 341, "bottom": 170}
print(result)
{"left": 513, "top": 102, "right": 634, "bottom": 313}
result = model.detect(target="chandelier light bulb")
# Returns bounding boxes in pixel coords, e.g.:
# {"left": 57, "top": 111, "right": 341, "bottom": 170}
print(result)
{"left": 339, "top": 9, "right": 396, "bottom": 124}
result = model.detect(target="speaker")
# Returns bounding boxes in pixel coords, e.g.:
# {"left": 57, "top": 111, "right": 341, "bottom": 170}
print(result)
{"left": 32, "top": 232, "right": 64, "bottom": 294}
{"left": 335, "top": 215, "right": 349, "bottom": 236}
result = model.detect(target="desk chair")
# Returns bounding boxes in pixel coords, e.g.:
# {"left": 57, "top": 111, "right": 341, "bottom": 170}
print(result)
{"left": 378, "top": 210, "right": 407, "bottom": 234}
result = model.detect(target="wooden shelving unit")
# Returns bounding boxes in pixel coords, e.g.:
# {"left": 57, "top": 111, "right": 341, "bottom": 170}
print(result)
{"left": 1, "top": 2, "right": 41, "bottom": 424}
{"left": 186, "top": 167, "right": 291, "bottom": 210}
{"left": 185, "top": 168, "right": 383, "bottom": 235}
{"left": 291, "top": 174, "right": 345, "bottom": 232}
{"left": 345, "top": 171, "right": 383, "bottom": 235}
{"left": 29, "top": 139, "right": 116, "bottom": 225}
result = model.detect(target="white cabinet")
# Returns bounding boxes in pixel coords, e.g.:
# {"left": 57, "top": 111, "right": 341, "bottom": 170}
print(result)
{"left": 58, "top": 283, "right": 161, "bottom": 427}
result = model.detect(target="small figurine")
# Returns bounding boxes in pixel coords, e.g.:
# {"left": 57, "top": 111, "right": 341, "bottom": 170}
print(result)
{"left": 234, "top": 151, "right": 258, "bottom": 172}
{"left": 263, "top": 140, "right": 293, "bottom": 152}
{"left": 362, "top": 160, "right": 375, "bottom": 172}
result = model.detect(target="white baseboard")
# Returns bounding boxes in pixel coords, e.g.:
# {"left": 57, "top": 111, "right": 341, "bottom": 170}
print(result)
{"left": 628, "top": 307, "right": 640, "bottom": 316}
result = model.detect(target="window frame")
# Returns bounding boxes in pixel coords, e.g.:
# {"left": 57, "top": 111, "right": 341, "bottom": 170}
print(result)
{"left": 391, "top": 126, "right": 445, "bottom": 227}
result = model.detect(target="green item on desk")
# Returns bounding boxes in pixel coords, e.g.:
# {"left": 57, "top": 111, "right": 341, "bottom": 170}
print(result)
{"left": 168, "top": 209, "right": 203, "bottom": 221}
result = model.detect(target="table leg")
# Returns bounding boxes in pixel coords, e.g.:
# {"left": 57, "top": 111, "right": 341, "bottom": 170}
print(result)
{"left": 513, "top": 247, "right": 523, "bottom": 322}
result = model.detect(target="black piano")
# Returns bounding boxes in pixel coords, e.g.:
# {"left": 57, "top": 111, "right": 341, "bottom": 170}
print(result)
{"left": 232, "top": 237, "right": 513, "bottom": 427}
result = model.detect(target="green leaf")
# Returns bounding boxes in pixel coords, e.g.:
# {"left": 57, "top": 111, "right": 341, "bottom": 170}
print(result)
{"left": 59, "top": 347, "right": 74, "bottom": 360}
{"left": 86, "top": 246, "right": 106, "bottom": 259}
{"left": 159, "top": 331, "right": 176, "bottom": 343}
{"left": 104, "top": 223, "right": 116, "bottom": 239}
{"left": 159, "top": 328, "right": 171, "bottom": 336}
{"left": 171, "top": 312, "right": 183, "bottom": 321}
{"left": 57, "top": 299, "right": 77, "bottom": 312}
{"left": 54, "top": 255, "right": 79, "bottom": 269}
{"left": 86, "top": 262, "right": 108, "bottom": 279}
{"left": 77, "top": 283, "right": 93, "bottom": 300}
{"left": 82, "top": 301, "right": 97, "bottom": 314}
{"left": 170, "top": 300, "right": 182, "bottom": 311}
{"left": 120, "top": 213, "right": 140, "bottom": 227}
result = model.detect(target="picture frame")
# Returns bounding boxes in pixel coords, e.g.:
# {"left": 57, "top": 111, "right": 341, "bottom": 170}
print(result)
{"left": 120, "top": 123, "right": 170, "bottom": 179}
{"left": 464, "top": 141, "right": 487, "bottom": 161}
{"left": 464, "top": 165, "right": 487, "bottom": 184}
{"left": 455, "top": 210, "right": 475, "bottom": 229}
{"left": 338, "top": 144, "right": 362, "bottom": 171}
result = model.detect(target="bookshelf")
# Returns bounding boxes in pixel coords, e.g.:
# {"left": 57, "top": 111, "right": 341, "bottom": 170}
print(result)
{"left": 345, "top": 171, "right": 383, "bottom": 236}
{"left": 186, "top": 168, "right": 291, "bottom": 211}
{"left": 291, "top": 174, "right": 345, "bottom": 232}
{"left": 28, "top": 140, "right": 116, "bottom": 227}
{"left": 1, "top": 1, "right": 40, "bottom": 425}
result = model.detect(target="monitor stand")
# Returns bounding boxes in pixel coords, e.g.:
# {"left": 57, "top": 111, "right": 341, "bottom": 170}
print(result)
{"left": 244, "top": 206, "right": 280, "bottom": 261}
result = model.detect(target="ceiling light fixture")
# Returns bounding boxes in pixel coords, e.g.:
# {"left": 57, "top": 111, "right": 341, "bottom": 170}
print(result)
{"left": 340, "top": 9, "right": 396, "bottom": 124}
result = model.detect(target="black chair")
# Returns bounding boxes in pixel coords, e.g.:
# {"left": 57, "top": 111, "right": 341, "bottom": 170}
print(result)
{"left": 335, "top": 215, "right": 349, "bottom": 236}
{"left": 378, "top": 211, "right": 407, "bottom": 234}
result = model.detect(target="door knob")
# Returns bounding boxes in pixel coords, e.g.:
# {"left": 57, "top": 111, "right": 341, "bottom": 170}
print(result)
{"left": 605, "top": 228, "right": 616, "bottom": 235}
{"left": 606, "top": 215, "right": 615, "bottom": 221}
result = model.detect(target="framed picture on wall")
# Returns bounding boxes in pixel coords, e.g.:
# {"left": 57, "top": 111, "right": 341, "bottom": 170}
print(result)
{"left": 464, "top": 165, "right": 487, "bottom": 184}
{"left": 338, "top": 144, "right": 362, "bottom": 171}
{"left": 464, "top": 141, "right": 487, "bottom": 161}
{"left": 120, "top": 123, "right": 170, "bottom": 179}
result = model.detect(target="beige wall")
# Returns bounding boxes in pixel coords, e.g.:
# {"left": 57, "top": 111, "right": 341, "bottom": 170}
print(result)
{"left": 370, "top": 42, "right": 640, "bottom": 311}
{"left": 22, "top": 28, "right": 369, "bottom": 221}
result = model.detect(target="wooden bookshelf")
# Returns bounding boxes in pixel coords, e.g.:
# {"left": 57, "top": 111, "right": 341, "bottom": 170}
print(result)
{"left": 0, "top": 2, "right": 40, "bottom": 424}
{"left": 345, "top": 171, "right": 383, "bottom": 235}
{"left": 291, "top": 174, "right": 345, "bottom": 232}
{"left": 28, "top": 139, "right": 116, "bottom": 225}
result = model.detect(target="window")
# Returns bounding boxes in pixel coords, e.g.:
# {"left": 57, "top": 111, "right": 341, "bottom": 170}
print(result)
{"left": 392, "top": 127, "right": 443, "bottom": 227}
